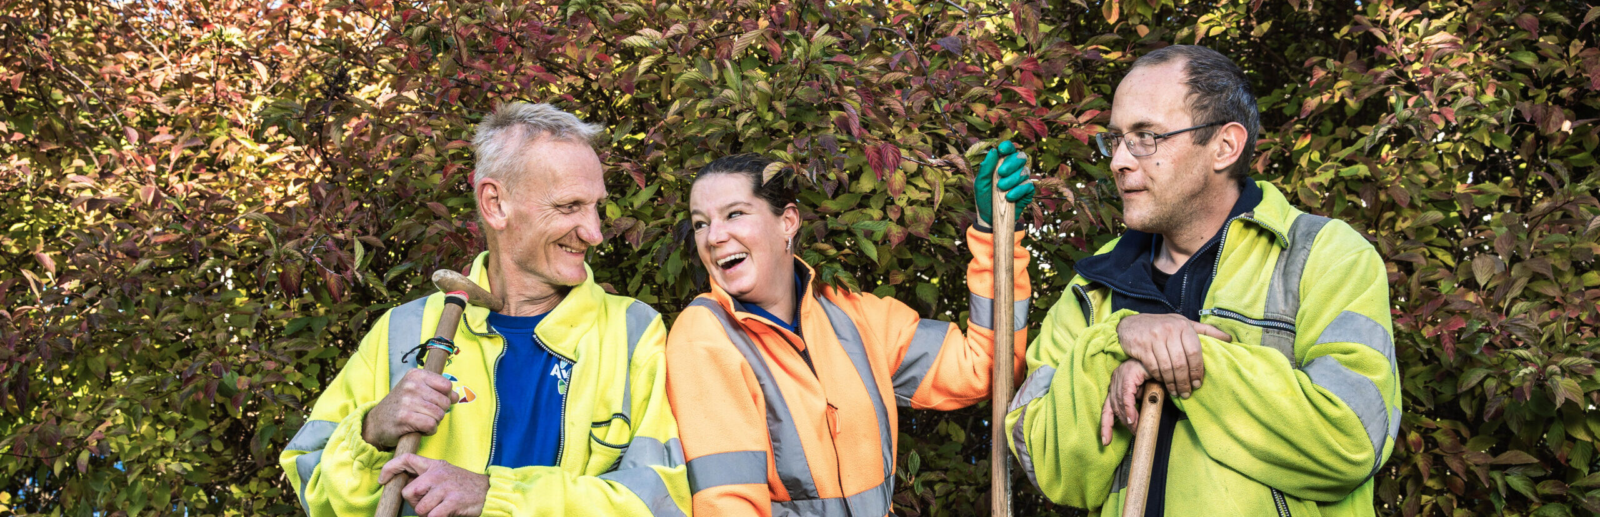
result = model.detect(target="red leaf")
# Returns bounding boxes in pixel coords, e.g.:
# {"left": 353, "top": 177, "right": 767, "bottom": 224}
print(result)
{"left": 33, "top": 253, "right": 55, "bottom": 275}
{"left": 1027, "top": 118, "right": 1049, "bottom": 140}
{"left": 1514, "top": 13, "right": 1538, "bottom": 37}
{"left": 879, "top": 143, "right": 901, "bottom": 176}
{"left": 1005, "top": 85, "right": 1037, "bottom": 105}
{"left": 1440, "top": 107, "right": 1456, "bottom": 124}
{"left": 865, "top": 145, "right": 885, "bottom": 180}
{"left": 1067, "top": 127, "right": 1093, "bottom": 145}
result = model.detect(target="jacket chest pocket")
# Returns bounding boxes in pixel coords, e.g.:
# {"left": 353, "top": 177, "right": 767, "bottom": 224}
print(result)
{"left": 1199, "top": 307, "right": 1298, "bottom": 367}
{"left": 587, "top": 419, "right": 630, "bottom": 472}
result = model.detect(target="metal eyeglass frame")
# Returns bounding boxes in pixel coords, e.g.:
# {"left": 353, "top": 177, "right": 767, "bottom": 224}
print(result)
{"left": 1094, "top": 121, "right": 1228, "bottom": 159}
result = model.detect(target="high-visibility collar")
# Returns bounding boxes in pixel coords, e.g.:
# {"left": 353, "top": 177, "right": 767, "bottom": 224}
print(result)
{"left": 702, "top": 256, "right": 820, "bottom": 350}
{"left": 460, "top": 251, "right": 605, "bottom": 362}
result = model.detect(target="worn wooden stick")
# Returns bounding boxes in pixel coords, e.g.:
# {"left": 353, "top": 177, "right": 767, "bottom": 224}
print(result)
{"left": 990, "top": 165, "right": 1017, "bottom": 517}
{"left": 1122, "top": 382, "right": 1168, "bottom": 517}
{"left": 376, "top": 270, "right": 501, "bottom": 517}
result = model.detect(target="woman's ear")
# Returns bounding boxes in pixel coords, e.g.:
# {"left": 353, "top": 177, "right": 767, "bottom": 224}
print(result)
{"left": 781, "top": 203, "right": 801, "bottom": 250}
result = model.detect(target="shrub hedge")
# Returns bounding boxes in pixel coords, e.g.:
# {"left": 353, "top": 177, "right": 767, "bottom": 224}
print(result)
{"left": 1, "top": 0, "right": 1597, "bottom": 515}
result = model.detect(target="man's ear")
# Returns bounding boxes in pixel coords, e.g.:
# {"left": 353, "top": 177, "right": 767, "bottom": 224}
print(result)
{"left": 1211, "top": 122, "right": 1250, "bottom": 174}
{"left": 477, "top": 178, "right": 511, "bottom": 231}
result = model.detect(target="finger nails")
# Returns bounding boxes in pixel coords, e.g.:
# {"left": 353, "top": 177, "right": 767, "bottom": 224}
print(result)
{"left": 1192, "top": 380, "right": 1202, "bottom": 390}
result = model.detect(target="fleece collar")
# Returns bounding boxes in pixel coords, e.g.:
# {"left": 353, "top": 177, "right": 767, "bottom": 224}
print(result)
{"left": 1074, "top": 180, "right": 1271, "bottom": 300}
{"left": 458, "top": 251, "right": 604, "bottom": 362}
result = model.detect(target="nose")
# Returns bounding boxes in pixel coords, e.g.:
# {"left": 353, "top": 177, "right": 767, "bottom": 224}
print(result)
{"left": 705, "top": 219, "right": 731, "bottom": 246}
{"left": 1109, "top": 136, "right": 1140, "bottom": 177}
{"left": 577, "top": 203, "right": 604, "bottom": 245}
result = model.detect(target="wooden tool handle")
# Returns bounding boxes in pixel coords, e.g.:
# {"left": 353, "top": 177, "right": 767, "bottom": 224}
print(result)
{"left": 376, "top": 294, "right": 467, "bottom": 517}
{"left": 990, "top": 164, "right": 1018, "bottom": 517}
{"left": 1122, "top": 382, "right": 1168, "bottom": 517}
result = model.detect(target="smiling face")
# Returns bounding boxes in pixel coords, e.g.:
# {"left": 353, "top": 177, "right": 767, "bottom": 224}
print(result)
{"left": 483, "top": 138, "right": 606, "bottom": 289}
{"left": 1108, "top": 59, "right": 1222, "bottom": 235}
{"left": 688, "top": 173, "right": 799, "bottom": 304}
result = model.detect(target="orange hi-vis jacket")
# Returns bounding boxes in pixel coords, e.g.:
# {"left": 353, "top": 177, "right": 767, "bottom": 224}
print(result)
{"left": 666, "top": 226, "right": 1030, "bottom": 516}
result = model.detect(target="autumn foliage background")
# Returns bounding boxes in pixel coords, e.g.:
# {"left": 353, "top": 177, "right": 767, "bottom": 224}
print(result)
{"left": 2, "top": 0, "right": 1599, "bottom": 514}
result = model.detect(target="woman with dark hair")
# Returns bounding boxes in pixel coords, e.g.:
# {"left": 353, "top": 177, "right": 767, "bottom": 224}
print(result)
{"left": 665, "top": 146, "right": 1036, "bottom": 516}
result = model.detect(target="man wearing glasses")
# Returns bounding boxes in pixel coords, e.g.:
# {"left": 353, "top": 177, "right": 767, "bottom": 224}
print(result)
{"left": 1005, "top": 45, "right": 1398, "bottom": 517}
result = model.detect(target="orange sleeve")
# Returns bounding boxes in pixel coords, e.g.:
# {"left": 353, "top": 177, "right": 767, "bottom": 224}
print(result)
{"left": 666, "top": 305, "right": 774, "bottom": 516}
{"left": 877, "top": 226, "right": 1031, "bottom": 410}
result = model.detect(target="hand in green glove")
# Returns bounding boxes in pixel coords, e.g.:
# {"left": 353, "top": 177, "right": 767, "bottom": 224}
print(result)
{"left": 975, "top": 140, "right": 1037, "bottom": 226}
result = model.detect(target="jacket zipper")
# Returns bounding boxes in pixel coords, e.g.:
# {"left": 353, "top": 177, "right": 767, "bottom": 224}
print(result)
{"left": 533, "top": 333, "right": 573, "bottom": 465}
{"left": 1271, "top": 487, "right": 1291, "bottom": 517}
{"left": 1198, "top": 308, "right": 1296, "bottom": 334}
{"left": 1209, "top": 214, "right": 1288, "bottom": 282}
{"left": 486, "top": 332, "right": 507, "bottom": 467}
{"left": 1072, "top": 284, "right": 1096, "bottom": 325}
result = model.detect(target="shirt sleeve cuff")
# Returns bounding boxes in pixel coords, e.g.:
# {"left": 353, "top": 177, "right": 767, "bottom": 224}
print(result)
{"left": 971, "top": 213, "right": 1027, "bottom": 234}
{"left": 341, "top": 401, "right": 395, "bottom": 470}
{"left": 482, "top": 466, "right": 530, "bottom": 517}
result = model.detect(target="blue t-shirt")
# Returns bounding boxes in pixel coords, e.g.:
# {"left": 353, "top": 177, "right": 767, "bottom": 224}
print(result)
{"left": 739, "top": 274, "right": 805, "bottom": 336}
{"left": 485, "top": 311, "right": 570, "bottom": 468}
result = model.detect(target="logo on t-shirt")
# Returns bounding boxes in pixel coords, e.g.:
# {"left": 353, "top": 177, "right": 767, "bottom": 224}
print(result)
{"left": 440, "top": 372, "right": 477, "bottom": 404}
{"left": 551, "top": 361, "right": 572, "bottom": 395}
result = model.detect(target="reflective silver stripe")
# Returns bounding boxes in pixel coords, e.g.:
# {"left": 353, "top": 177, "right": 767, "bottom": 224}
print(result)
{"left": 1388, "top": 405, "right": 1401, "bottom": 441}
{"left": 620, "top": 301, "right": 661, "bottom": 424}
{"left": 1303, "top": 355, "right": 1389, "bottom": 473}
{"left": 285, "top": 419, "right": 338, "bottom": 452}
{"left": 1007, "top": 366, "right": 1056, "bottom": 412}
{"left": 968, "top": 293, "right": 1030, "bottom": 332}
{"left": 1007, "top": 365, "right": 1054, "bottom": 490}
{"left": 890, "top": 319, "right": 951, "bottom": 406}
{"left": 599, "top": 463, "right": 688, "bottom": 517}
{"left": 686, "top": 450, "right": 768, "bottom": 494}
{"left": 613, "top": 436, "right": 686, "bottom": 470}
{"left": 817, "top": 296, "right": 896, "bottom": 488}
{"left": 772, "top": 477, "right": 893, "bottom": 517}
{"left": 387, "top": 296, "right": 431, "bottom": 389}
{"left": 287, "top": 420, "right": 339, "bottom": 512}
{"left": 294, "top": 448, "right": 323, "bottom": 513}
{"left": 1011, "top": 403, "right": 1039, "bottom": 490}
{"left": 1260, "top": 214, "right": 1330, "bottom": 365}
{"left": 1316, "top": 311, "right": 1395, "bottom": 366}
{"left": 686, "top": 298, "right": 820, "bottom": 499}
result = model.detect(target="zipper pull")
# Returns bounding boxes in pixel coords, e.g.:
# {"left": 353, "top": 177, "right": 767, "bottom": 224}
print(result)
{"left": 825, "top": 403, "right": 841, "bottom": 439}
{"left": 1198, "top": 309, "right": 1214, "bottom": 317}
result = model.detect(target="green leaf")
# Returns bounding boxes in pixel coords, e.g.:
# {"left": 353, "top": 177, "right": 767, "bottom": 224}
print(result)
{"left": 858, "top": 238, "right": 878, "bottom": 263}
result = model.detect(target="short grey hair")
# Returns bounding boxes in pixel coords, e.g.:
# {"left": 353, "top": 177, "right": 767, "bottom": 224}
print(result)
{"left": 472, "top": 102, "right": 604, "bottom": 187}
{"left": 1130, "top": 45, "right": 1260, "bottom": 180}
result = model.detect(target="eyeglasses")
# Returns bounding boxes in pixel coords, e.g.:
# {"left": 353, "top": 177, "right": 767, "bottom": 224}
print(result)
{"left": 1094, "top": 121, "right": 1227, "bottom": 159}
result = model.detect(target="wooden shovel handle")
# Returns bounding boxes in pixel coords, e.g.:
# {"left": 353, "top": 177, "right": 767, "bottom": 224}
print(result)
{"left": 990, "top": 163, "right": 1018, "bottom": 517}
{"left": 376, "top": 294, "right": 467, "bottom": 517}
{"left": 1122, "top": 382, "right": 1168, "bottom": 517}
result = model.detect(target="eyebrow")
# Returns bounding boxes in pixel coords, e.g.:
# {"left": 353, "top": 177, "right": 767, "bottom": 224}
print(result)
{"left": 690, "top": 200, "right": 755, "bottom": 217}
{"left": 1113, "top": 119, "right": 1157, "bottom": 133}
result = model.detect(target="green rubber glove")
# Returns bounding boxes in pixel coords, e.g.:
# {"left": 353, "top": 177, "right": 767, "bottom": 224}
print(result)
{"left": 975, "top": 140, "right": 1037, "bottom": 226}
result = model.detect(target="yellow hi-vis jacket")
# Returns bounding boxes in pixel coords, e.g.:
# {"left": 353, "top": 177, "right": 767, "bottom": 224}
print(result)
{"left": 1007, "top": 182, "right": 1400, "bottom": 517}
{"left": 279, "top": 252, "right": 690, "bottom": 516}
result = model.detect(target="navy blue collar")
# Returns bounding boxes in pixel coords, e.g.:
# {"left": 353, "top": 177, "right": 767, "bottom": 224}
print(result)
{"left": 729, "top": 262, "right": 809, "bottom": 336}
{"left": 1075, "top": 179, "right": 1262, "bottom": 303}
